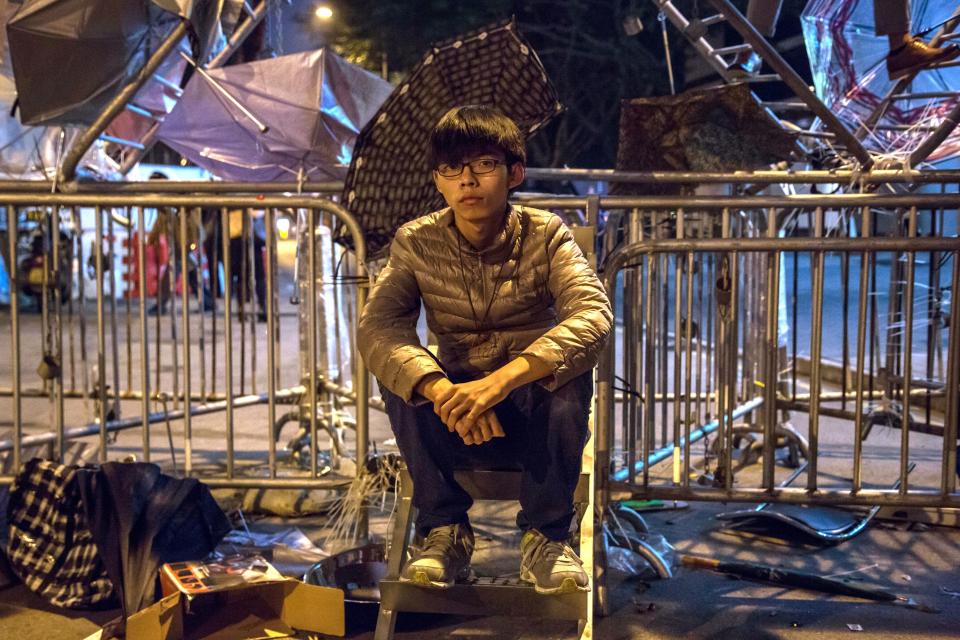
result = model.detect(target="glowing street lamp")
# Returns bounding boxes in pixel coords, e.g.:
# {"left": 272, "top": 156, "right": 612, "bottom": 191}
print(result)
{"left": 315, "top": 5, "right": 333, "bottom": 21}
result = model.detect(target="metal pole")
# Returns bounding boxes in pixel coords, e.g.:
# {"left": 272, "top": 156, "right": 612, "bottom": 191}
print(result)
{"left": 265, "top": 207, "right": 277, "bottom": 478}
{"left": 762, "top": 207, "right": 779, "bottom": 491}
{"left": 308, "top": 208, "right": 319, "bottom": 478}
{"left": 59, "top": 22, "right": 188, "bottom": 183}
{"left": 899, "top": 208, "right": 917, "bottom": 494}
{"left": 180, "top": 207, "right": 192, "bottom": 476}
{"left": 137, "top": 206, "right": 151, "bottom": 461}
{"left": 52, "top": 209, "right": 65, "bottom": 462}
{"left": 95, "top": 206, "right": 108, "bottom": 462}
{"left": 7, "top": 205, "right": 21, "bottom": 471}
{"left": 807, "top": 207, "right": 825, "bottom": 492}
{"left": 941, "top": 252, "right": 960, "bottom": 494}
{"left": 221, "top": 208, "right": 235, "bottom": 478}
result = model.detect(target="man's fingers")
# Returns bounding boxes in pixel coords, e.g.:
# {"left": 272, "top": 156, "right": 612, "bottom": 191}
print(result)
{"left": 486, "top": 411, "right": 506, "bottom": 438}
{"left": 476, "top": 415, "right": 493, "bottom": 442}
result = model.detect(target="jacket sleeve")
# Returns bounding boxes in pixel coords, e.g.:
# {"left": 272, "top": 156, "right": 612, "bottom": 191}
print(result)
{"left": 519, "top": 216, "right": 613, "bottom": 390}
{"left": 357, "top": 227, "right": 445, "bottom": 404}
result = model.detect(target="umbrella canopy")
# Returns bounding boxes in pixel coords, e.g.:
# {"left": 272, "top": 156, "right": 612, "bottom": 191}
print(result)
{"left": 0, "top": 0, "right": 111, "bottom": 179}
{"left": 339, "top": 18, "right": 563, "bottom": 259}
{"left": 801, "top": 0, "right": 960, "bottom": 163}
{"left": 6, "top": 0, "right": 221, "bottom": 127}
{"left": 614, "top": 83, "right": 798, "bottom": 195}
{"left": 156, "top": 48, "right": 392, "bottom": 182}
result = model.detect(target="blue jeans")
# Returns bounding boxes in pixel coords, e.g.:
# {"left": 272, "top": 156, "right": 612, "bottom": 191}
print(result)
{"left": 381, "top": 371, "right": 592, "bottom": 541}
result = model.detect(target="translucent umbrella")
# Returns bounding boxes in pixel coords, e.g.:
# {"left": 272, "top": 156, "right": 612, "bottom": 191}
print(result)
{"left": 801, "top": 0, "right": 960, "bottom": 163}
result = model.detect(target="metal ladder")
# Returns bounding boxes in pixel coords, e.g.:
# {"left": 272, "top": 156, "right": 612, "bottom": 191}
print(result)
{"left": 654, "top": 0, "right": 873, "bottom": 168}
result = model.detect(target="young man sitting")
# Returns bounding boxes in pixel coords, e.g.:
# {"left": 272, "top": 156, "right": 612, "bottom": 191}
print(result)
{"left": 358, "top": 105, "right": 612, "bottom": 595}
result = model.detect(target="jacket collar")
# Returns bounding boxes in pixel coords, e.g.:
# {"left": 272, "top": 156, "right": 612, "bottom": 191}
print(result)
{"left": 443, "top": 204, "right": 521, "bottom": 262}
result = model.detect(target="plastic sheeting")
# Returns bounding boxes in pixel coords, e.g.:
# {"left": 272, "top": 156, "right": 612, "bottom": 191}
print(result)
{"left": 802, "top": 0, "right": 960, "bottom": 163}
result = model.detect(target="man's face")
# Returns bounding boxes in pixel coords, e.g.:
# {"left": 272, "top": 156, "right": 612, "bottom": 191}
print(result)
{"left": 433, "top": 151, "right": 525, "bottom": 226}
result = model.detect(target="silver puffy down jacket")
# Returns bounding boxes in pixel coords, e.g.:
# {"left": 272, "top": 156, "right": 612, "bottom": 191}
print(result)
{"left": 358, "top": 205, "right": 612, "bottom": 404}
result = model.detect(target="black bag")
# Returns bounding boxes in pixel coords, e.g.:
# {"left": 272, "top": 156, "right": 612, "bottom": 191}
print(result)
{"left": 6, "top": 458, "right": 114, "bottom": 608}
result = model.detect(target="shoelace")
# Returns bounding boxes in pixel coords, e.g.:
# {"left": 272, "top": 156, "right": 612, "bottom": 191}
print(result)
{"left": 527, "top": 537, "right": 583, "bottom": 570}
{"left": 422, "top": 525, "right": 462, "bottom": 555}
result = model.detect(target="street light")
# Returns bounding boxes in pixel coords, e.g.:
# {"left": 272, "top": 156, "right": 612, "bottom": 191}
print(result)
{"left": 315, "top": 5, "right": 333, "bottom": 21}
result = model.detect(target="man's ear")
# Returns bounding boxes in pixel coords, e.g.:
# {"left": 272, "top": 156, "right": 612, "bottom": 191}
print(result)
{"left": 507, "top": 163, "right": 525, "bottom": 190}
{"left": 432, "top": 170, "right": 442, "bottom": 192}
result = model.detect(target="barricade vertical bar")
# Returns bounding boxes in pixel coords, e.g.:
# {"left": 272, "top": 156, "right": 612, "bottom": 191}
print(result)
{"left": 840, "top": 249, "right": 850, "bottom": 412}
{"left": 265, "top": 207, "right": 277, "bottom": 478}
{"left": 329, "top": 211, "right": 344, "bottom": 392}
{"left": 706, "top": 252, "right": 715, "bottom": 421}
{"left": 197, "top": 219, "right": 208, "bottom": 402}
{"left": 108, "top": 211, "right": 120, "bottom": 424}
{"left": 720, "top": 208, "right": 734, "bottom": 488}
{"left": 8, "top": 205, "right": 21, "bottom": 471}
{"left": 52, "top": 208, "right": 64, "bottom": 462}
{"left": 790, "top": 249, "right": 798, "bottom": 401}
{"left": 673, "top": 210, "right": 684, "bottom": 485}
{"left": 308, "top": 207, "right": 319, "bottom": 478}
{"left": 900, "top": 208, "right": 917, "bottom": 494}
{"left": 180, "top": 206, "right": 193, "bottom": 476}
{"left": 643, "top": 250, "right": 655, "bottom": 487}
{"left": 626, "top": 211, "right": 641, "bottom": 482}
{"left": 125, "top": 216, "right": 134, "bottom": 393}
{"left": 683, "top": 244, "right": 694, "bottom": 488}
{"left": 659, "top": 225, "right": 668, "bottom": 447}
{"left": 924, "top": 203, "right": 939, "bottom": 426}
{"left": 695, "top": 215, "right": 706, "bottom": 429}
{"left": 852, "top": 207, "right": 871, "bottom": 493}
{"left": 73, "top": 207, "right": 90, "bottom": 407}
{"left": 807, "top": 207, "right": 825, "bottom": 492}
{"left": 762, "top": 207, "right": 779, "bottom": 491}
{"left": 221, "top": 207, "right": 235, "bottom": 478}
{"left": 239, "top": 210, "right": 248, "bottom": 395}
{"left": 153, "top": 215, "right": 162, "bottom": 398}
{"left": 249, "top": 208, "right": 257, "bottom": 395}
{"left": 167, "top": 216, "right": 179, "bottom": 411}
{"left": 68, "top": 207, "right": 78, "bottom": 395}
{"left": 137, "top": 206, "right": 151, "bottom": 461}
{"left": 211, "top": 215, "right": 219, "bottom": 398}
{"left": 95, "top": 206, "right": 108, "bottom": 463}
{"left": 725, "top": 246, "right": 739, "bottom": 490}
{"left": 941, "top": 251, "right": 959, "bottom": 493}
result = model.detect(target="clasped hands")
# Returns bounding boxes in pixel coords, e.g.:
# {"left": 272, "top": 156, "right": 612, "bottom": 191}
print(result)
{"left": 422, "top": 375, "right": 509, "bottom": 445}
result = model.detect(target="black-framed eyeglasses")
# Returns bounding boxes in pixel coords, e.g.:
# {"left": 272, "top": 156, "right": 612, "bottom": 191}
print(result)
{"left": 435, "top": 158, "right": 505, "bottom": 178}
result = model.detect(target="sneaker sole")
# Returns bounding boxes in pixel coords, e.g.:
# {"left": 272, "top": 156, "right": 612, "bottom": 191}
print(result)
{"left": 400, "top": 570, "right": 454, "bottom": 588}
{"left": 520, "top": 569, "right": 591, "bottom": 595}
{"left": 399, "top": 565, "right": 471, "bottom": 589}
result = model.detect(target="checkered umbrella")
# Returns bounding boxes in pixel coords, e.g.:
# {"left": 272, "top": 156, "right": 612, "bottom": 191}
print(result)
{"left": 338, "top": 18, "right": 562, "bottom": 259}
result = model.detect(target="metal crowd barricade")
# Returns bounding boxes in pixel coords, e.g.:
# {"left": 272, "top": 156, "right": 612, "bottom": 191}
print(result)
{"left": 589, "top": 191, "right": 960, "bottom": 510}
{"left": 0, "top": 191, "right": 368, "bottom": 490}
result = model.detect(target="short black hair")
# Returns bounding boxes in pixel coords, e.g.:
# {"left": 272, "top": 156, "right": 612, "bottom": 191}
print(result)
{"left": 429, "top": 105, "right": 526, "bottom": 169}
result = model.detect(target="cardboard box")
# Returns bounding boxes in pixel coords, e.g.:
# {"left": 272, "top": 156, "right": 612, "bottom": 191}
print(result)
{"left": 101, "top": 556, "right": 344, "bottom": 640}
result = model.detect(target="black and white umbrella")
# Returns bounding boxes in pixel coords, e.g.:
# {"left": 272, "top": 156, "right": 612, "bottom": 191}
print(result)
{"left": 339, "top": 18, "right": 562, "bottom": 259}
